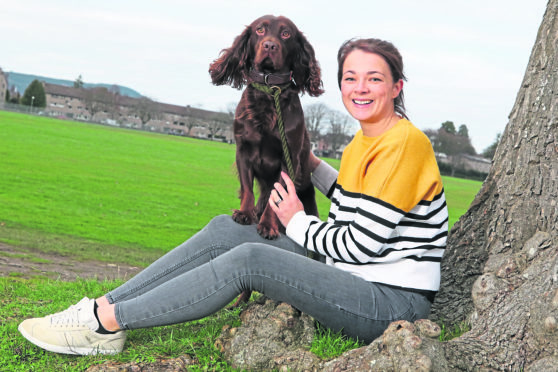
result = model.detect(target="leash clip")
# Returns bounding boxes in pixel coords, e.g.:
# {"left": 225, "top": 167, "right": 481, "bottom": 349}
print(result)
{"left": 270, "top": 85, "right": 282, "bottom": 95}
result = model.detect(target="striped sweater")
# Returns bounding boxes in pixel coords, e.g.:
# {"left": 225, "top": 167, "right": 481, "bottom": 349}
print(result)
{"left": 286, "top": 119, "right": 448, "bottom": 292}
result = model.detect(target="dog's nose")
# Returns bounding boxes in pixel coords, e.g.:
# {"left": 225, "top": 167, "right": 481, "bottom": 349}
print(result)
{"left": 263, "top": 40, "right": 278, "bottom": 51}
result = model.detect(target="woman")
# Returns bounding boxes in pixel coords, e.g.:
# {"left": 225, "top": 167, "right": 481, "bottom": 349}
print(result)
{"left": 18, "top": 38, "right": 448, "bottom": 355}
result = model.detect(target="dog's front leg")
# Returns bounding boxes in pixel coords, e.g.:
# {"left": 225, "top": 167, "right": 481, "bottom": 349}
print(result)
{"left": 232, "top": 154, "right": 257, "bottom": 225}
{"left": 258, "top": 203, "right": 281, "bottom": 239}
{"left": 256, "top": 178, "right": 282, "bottom": 239}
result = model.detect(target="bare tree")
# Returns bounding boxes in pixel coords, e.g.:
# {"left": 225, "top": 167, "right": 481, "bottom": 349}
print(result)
{"left": 83, "top": 87, "right": 112, "bottom": 119}
{"left": 206, "top": 118, "right": 228, "bottom": 140}
{"left": 324, "top": 110, "right": 354, "bottom": 157}
{"left": 133, "top": 97, "right": 160, "bottom": 129}
{"left": 184, "top": 117, "right": 196, "bottom": 136}
{"left": 304, "top": 102, "right": 329, "bottom": 141}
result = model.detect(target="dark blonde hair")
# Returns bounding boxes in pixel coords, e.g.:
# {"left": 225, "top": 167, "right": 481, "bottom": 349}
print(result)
{"left": 337, "top": 38, "right": 408, "bottom": 119}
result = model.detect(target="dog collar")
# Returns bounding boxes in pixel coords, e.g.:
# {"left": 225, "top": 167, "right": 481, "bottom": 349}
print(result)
{"left": 248, "top": 70, "right": 293, "bottom": 86}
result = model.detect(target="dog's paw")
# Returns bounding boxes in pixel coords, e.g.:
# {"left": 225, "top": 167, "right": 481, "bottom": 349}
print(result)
{"left": 257, "top": 223, "right": 280, "bottom": 240}
{"left": 232, "top": 209, "right": 256, "bottom": 225}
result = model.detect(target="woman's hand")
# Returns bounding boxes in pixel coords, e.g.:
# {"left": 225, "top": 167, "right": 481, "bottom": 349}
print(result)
{"left": 269, "top": 172, "right": 305, "bottom": 228}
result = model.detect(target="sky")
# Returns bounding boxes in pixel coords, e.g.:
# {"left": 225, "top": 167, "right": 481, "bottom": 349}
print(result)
{"left": 0, "top": 0, "right": 548, "bottom": 153}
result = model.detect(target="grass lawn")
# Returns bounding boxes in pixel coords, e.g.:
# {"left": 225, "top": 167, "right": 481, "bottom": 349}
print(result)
{"left": 0, "top": 111, "right": 482, "bottom": 370}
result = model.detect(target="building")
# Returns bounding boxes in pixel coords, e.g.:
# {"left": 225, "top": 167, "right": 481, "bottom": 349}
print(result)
{"left": 41, "top": 82, "right": 234, "bottom": 142}
{"left": 0, "top": 68, "right": 7, "bottom": 103}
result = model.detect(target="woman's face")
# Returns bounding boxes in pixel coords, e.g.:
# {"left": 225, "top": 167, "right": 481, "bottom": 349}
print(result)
{"left": 340, "top": 49, "right": 403, "bottom": 126}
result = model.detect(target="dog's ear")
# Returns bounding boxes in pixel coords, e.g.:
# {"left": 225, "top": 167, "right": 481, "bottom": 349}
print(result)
{"left": 209, "top": 26, "right": 253, "bottom": 89}
{"left": 291, "top": 32, "right": 324, "bottom": 97}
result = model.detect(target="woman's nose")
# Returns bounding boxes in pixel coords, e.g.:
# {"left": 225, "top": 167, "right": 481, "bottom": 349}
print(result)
{"left": 355, "top": 79, "right": 369, "bottom": 93}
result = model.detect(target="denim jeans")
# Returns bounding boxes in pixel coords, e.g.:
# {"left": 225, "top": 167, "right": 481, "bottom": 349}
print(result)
{"left": 106, "top": 215, "right": 432, "bottom": 343}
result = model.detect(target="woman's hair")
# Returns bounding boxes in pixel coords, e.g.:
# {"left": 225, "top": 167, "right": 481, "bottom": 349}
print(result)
{"left": 337, "top": 38, "right": 408, "bottom": 119}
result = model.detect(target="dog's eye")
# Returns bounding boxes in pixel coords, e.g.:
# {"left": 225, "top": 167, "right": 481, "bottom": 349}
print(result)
{"left": 256, "top": 26, "right": 265, "bottom": 35}
{"left": 281, "top": 30, "right": 291, "bottom": 39}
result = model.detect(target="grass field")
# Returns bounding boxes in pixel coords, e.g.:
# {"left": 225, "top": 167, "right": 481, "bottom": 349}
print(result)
{"left": 0, "top": 110, "right": 482, "bottom": 370}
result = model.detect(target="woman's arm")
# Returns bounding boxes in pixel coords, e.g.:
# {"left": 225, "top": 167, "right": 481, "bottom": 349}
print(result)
{"left": 308, "top": 152, "right": 322, "bottom": 172}
{"left": 310, "top": 156, "right": 338, "bottom": 199}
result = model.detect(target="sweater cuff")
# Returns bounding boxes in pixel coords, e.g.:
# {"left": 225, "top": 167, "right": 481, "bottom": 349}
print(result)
{"left": 285, "top": 211, "right": 320, "bottom": 248}
{"left": 311, "top": 161, "right": 338, "bottom": 198}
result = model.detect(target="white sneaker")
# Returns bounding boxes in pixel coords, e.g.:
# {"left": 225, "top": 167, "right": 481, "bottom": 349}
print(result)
{"left": 18, "top": 297, "right": 126, "bottom": 355}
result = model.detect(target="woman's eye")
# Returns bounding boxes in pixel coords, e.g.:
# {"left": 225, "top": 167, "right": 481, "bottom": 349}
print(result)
{"left": 281, "top": 30, "right": 291, "bottom": 39}
{"left": 256, "top": 27, "right": 265, "bottom": 35}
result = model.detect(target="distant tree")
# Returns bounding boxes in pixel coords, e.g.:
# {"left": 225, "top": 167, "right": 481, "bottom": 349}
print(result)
{"left": 108, "top": 84, "right": 120, "bottom": 95}
{"left": 325, "top": 110, "right": 354, "bottom": 157}
{"left": 206, "top": 113, "right": 229, "bottom": 140}
{"left": 5, "top": 89, "right": 9, "bottom": 102}
{"left": 304, "top": 102, "right": 329, "bottom": 141}
{"left": 184, "top": 117, "right": 196, "bottom": 136}
{"left": 133, "top": 97, "right": 160, "bottom": 129}
{"left": 482, "top": 133, "right": 501, "bottom": 160}
{"left": 441, "top": 120, "right": 456, "bottom": 134}
{"left": 181, "top": 106, "right": 196, "bottom": 136}
{"left": 432, "top": 121, "right": 476, "bottom": 156}
{"left": 21, "top": 79, "right": 46, "bottom": 108}
{"left": 74, "top": 75, "right": 84, "bottom": 88}
{"left": 8, "top": 86, "right": 20, "bottom": 104}
{"left": 457, "top": 124, "right": 469, "bottom": 137}
{"left": 83, "top": 87, "right": 112, "bottom": 119}
{"left": 436, "top": 128, "right": 476, "bottom": 156}
{"left": 107, "top": 90, "right": 122, "bottom": 121}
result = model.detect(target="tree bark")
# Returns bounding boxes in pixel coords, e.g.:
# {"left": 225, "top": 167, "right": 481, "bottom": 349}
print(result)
{"left": 430, "top": 0, "right": 558, "bottom": 369}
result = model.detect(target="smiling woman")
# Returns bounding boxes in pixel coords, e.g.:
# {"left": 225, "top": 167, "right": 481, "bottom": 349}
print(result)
{"left": 337, "top": 38, "right": 407, "bottom": 137}
{"left": 340, "top": 50, "right": 403, "bottom": 136}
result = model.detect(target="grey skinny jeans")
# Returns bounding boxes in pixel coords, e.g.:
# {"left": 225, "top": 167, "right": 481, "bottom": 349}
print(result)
{"left": 106, "top": 215, "right": 432, "bottom": 343}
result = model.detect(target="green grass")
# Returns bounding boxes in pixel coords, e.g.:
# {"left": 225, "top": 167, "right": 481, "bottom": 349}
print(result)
{"left": 311, "top": 324, "right": 364, "bottom": 359}
{"left": 1, "top": 277, "right": 243, "bottom": 371}
{"left": 442, "top": 176, "right": 481, "bottom": 228}
{"left": 0, "top": 111, "right": 239, "bottom": 266}
{"left": 0, "top": 111, "right": 482, "bottom": 370}
{"left": 0, "top": 111, "right": 480, "bottom": 264}
{"left": 438, "top": 320, "right": 470, "bottom": 342}
{"left": 0, "top": 111, "right": 338, "bottom": 266}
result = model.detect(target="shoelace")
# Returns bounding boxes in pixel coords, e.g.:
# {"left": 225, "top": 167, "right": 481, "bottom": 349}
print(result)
{"left": 49, "top": 303, "right": 83, "bottom": 326}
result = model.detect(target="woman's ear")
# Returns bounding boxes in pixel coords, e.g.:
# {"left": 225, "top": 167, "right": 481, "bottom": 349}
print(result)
{"left": 209, "top": 26, "right": 253, "bottom": 89}
{"left": 392, "top": 79, "right": 404, "bottom": 99}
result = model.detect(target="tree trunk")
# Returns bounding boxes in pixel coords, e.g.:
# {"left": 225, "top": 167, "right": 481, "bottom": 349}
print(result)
{"left": 430, "top": 0, "right": 558, "bottom": 369}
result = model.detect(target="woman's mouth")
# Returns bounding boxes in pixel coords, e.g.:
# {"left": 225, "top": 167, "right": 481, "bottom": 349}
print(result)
{"left": 353, "top": 99, "right": 373, "bottom": 105}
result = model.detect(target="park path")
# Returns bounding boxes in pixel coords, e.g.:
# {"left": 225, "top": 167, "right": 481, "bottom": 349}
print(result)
{"left": 0, "top": 242, "right": 142, "bottom": 281}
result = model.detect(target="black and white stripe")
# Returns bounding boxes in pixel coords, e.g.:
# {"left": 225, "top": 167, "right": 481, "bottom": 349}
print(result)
{"left": 306, "top": 185, "right": 448, "bottom": 266}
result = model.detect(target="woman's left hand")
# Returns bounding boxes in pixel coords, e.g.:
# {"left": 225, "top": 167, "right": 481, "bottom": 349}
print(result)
{"left": 269, "top": 172, "right": 305, "bottom": 228}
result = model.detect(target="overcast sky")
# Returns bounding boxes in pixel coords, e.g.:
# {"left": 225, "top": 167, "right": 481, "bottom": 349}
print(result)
{"left": 0, "top": 0, "right": 548, "bottom": 152}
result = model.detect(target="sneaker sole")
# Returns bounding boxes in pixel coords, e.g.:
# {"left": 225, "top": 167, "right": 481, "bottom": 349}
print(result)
{"left": 18, "top": 323, "right": 121, "bottom": 355}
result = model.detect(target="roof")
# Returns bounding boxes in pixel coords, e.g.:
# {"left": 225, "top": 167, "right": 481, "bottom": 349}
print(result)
{"left": 42, "top": 82, "right": 228, "bottom": 121}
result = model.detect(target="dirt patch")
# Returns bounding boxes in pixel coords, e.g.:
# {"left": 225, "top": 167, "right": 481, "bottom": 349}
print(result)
{"left": 0, "top": 242, "right": 142, "bottom": 281}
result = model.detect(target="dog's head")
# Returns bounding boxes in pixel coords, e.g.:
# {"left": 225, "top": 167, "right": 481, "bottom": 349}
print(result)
{"left": 209, "top": 15, "right": 324, "bottom": 97}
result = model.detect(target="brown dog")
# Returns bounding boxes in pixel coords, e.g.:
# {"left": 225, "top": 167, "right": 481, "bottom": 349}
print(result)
{"left": 209, "top": 15, "right": 323, "bottom": 239}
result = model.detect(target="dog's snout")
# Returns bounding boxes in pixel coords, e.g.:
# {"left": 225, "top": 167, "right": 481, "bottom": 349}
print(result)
{"left": 263, "top": 40, "right": 278, "bottom": 51}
